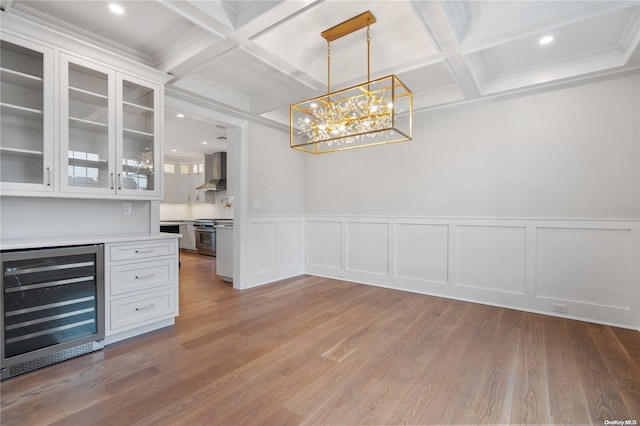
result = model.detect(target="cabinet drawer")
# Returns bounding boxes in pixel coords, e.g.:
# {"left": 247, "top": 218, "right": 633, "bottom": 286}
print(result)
{"left": 110, "top": 258, "right": 176, "bottom": 295}
{"left": 110, "top": 288, "right": 176, "bottom": 331}
{"left": 109, "top": 240, "right": 176, "bottom": 261}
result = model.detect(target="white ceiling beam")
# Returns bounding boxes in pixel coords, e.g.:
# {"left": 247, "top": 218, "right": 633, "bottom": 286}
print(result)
{"left": 410, "top": 0, "right": 481, "bottom": 99}
{"left": 159, "top": 0, "right": 323, "bottom": 96}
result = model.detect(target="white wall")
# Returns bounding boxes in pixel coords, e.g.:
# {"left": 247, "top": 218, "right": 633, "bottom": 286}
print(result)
{"left": 304, "top": 74, "right": 640, "bottom": 329}
{"left": 248, "top": 123, "right": 305, "bottom": 217}
{"left": 244, "top": 122, "right": 306, "bottom": 287}
{"left": 305, "top": 74, "right": 639, "bottom": 220}
{"left": 0, "top": 197, "right": 152, "bottom": 239}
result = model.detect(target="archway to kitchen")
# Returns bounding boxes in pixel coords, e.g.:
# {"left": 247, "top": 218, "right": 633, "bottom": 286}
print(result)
{"left": 163, "top": 90, "right": 249, "bottom": 289}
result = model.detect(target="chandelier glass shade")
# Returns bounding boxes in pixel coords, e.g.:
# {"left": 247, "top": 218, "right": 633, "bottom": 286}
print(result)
{"left": 290, "top": 11, "right": 412, "bottom": 154}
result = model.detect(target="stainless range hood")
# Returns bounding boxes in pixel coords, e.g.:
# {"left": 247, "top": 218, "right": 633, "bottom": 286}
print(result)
{"left": 196, "top": 152, "right": 227, "bottom": 191}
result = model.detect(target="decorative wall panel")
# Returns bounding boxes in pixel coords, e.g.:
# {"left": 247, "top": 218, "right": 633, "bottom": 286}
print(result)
{"left": 248, "top": 221, "right": 277, "bottom": 276}
{"left": 456, "top": 225, "right": 527, "bottom": 295}
{"left": 307, "top": 220, "right": 342, "bottom": 268}
{"left": 346, "top": 222, "right": 389, "bottom": 275}
{"left": 278, "top": 220, "right": 303, "bottom": 270}
{"left": 536, "top": 227, "right": 632, "bottom": 309}
{"left": 394, "top": 223, "right": 448, "bottom": 283}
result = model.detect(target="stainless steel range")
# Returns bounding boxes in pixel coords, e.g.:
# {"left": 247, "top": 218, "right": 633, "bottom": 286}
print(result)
{"left": 194, "top": 219, "right": 232, "bottom": 256}
{"left": 194, "top": 219, "right": 216, "bottom": 256}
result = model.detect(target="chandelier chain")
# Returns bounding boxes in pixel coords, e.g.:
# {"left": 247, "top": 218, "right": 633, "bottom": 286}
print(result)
{"left": 327, "top": 40, "right": 331, "bottom": 95}
{"left": 367, "top": 26, "right": 371, "bottom": 82}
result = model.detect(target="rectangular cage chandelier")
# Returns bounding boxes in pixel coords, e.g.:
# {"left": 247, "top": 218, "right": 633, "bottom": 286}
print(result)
{"left": 290, "top": 11, "right": 413, "bottom": 154}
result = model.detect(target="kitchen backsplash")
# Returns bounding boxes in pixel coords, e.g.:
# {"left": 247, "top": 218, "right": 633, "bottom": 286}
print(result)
{"left": 160, "top": 200, "right": 233, "bottom": 220}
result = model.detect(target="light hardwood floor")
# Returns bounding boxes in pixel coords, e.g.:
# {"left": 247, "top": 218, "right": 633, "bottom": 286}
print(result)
{"left": 1, "top": 252, "right": 639, "bottom": 425}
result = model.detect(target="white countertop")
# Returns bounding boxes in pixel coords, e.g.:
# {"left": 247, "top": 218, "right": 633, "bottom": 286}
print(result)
{"left": 0, "top": 232, "right": 180, "bottom": 251}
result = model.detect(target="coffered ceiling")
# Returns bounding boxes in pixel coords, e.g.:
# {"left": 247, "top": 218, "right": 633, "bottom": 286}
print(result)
{"left": 2, "top": 0, "right": 639, "bottom": 155}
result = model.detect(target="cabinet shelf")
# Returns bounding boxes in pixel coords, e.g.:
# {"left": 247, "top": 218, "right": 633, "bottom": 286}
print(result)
{"left": 68, "top": 156, "right": 109, "bottom": 167}
{"left": 123, "top": 128, "right": 154, "bottom": 139}
{"left": 0, "top": 102, "right": 43, "bottom": 120}
{"left": 1, "top": 67, "right": 43, "bottom": 90}
{"left": 123, "top": 101, "right": 153, "bottom": 113}
{"left": 0, "top": 146, "right": 44, "bottom": 157}
{"left": 69, "top": 86, "right": 108, "bottom": 106}
{"left": 69, "top": 116, "right": 108, "bottom": 132}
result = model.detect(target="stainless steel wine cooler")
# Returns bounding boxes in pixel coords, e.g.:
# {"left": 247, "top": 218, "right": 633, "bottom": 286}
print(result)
{"left": 1, "top": 245, "right": 105, "bottom": 380}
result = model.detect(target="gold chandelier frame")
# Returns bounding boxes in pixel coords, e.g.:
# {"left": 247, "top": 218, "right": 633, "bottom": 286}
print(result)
{"left": 290, "top": 11, "right": 413, "bottom": 154}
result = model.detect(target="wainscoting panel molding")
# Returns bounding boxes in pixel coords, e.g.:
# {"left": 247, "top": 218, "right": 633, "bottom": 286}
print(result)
{"left": 456, "top": 225, "right": 527, "bottom": 295}
{"left": 346, "top": 222, "right": 389, "bottom": 276}
{"left": 305, "top": 217, "right": 639, "bottom": 329}
{"left": 247, "top": 217, "right": 305, "bottom": 287}
{"left": 535, "top": 227, "right": 632, "bottom": 309}
{"left": 394, "top": 223, "right": 449, "bottom": 284}
{"left": 307, "top": 220, "right": 342, "bottom": 269}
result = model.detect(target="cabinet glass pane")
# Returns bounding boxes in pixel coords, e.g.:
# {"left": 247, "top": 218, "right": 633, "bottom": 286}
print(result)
{"left": 67, "top": 63, "right": 110, "bottom": 188}
{"left": 122, "top": 80, "right": 154, "bottom": 191}
{"left": 0, "top": 41, "right": 44, "bottom": 184}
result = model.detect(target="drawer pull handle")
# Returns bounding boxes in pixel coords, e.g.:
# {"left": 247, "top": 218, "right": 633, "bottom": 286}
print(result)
{"left": 135, "top": 304, "right": 155, "bottom": 312}
{"left": 135, "top": 249, "right": 154, "bottom": 254}
{"left": 135, "top": 273, "right": 155, "bottom": 280}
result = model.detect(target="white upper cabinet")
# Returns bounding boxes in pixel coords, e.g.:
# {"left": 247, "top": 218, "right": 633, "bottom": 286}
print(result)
{"left": 0, "top": 34, "right": 54, "bottom": 193}
{"left": 117, "top": 74, "right": 161, "bottom": 198}
{"left": 60, "top": 54, "right": 115, "bottom": 195}
{"left": 0, "top": 23, "right": 167, "bottom": 200}
{"left": 60, "top": 54, "right": 162, "bottom": 199}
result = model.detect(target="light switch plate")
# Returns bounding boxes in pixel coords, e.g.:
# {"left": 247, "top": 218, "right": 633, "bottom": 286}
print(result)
{"left": 123, "top": 202, "right": 132, "bottom": 215}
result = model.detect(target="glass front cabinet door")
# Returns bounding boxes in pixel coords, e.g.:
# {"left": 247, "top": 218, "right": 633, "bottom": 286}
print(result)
{"left": 60, "top": 53, "right": 161, "bottom": 198}
{"left": 116, "top": 74, "right": 161, "bottom": 197}
{"left": 60, "top": 54, "right": 116, "bottom": 196}
{"left": 0, "top": 34, "right": 54, "bottom": 193}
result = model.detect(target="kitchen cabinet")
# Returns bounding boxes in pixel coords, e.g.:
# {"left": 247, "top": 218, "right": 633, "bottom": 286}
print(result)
{"left": 0, "top": 34, "right": 55, "bottom": 194}
{"left": 163, "top": 159, "right": 191, "bottom": 203}
{"left": 190, "top": 160, "right": 205, "bottom": 203}
{"left": 104, "top": 238, "right": 179, "bottom": 343}
{"left": 177, "top": 163, "right": 191, "bottom": 203}
{"left": 179, "top": 223, "right": 196, "bottom": 251}
{"left": 215, "top": 225, "right": 233, "bottom": 282}
{"left": 60, "top": 53, "right": 162, "bottom": 198}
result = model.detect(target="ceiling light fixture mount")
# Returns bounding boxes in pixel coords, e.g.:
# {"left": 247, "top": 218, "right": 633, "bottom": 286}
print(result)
{"left": 539, "top": 35, "right": 554, "bottom": 45}
{"left": 108, "top": 3, "right": 124, "bottom": 15}
{"left": 290, "top": 11, "right": 412, "bottom": 154}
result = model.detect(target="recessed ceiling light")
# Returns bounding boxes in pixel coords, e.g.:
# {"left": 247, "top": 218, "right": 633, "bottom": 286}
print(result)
{"left": 171, "top": 149, "right": 177, "bottom": 152}
{"left": 539, "top": 35, "right": 554, "bottom": 45}
{"left": 108, "top": 3, "right": 124, "bottom": 14}
{"left": 176, "top": 113, "right": 184, "bottom": 118}
{"left": 202, "top": 141, "right": 208, "bottom": 145}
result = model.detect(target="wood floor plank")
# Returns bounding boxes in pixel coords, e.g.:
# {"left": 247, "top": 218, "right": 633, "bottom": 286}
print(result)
{"left": 1, "top": 252, "right": 638, "bottom": 425}
{"left": 588, "top": 323, "right": 640, "bottom": 419}
{"left": 509, "top": 312, "right": 552, "bottom": 424}
{"left": 567, "top": 318, "right": 631, "bottom": 424}
{"left": 543, "top": 315, "right": 592, "bottom": 424}
{"left": 462, "top": 308, "right": 522, "bottom": 424}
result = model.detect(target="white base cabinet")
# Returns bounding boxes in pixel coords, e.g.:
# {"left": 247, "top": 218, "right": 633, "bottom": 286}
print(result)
{"left": 104, "top": 238, "right": 179, "bottom": 343}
